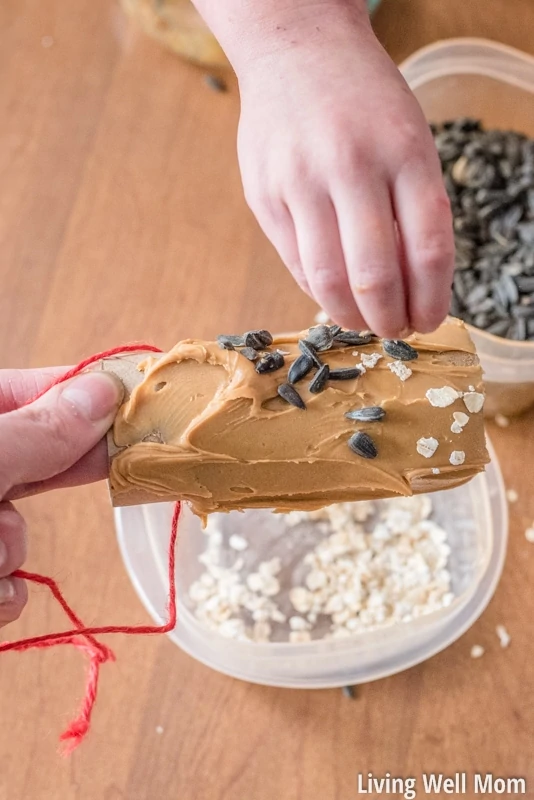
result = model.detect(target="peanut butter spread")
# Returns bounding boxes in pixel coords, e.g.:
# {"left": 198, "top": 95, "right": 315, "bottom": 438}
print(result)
{"left": 107, "top": 319, "right": 489, "bottom": 515}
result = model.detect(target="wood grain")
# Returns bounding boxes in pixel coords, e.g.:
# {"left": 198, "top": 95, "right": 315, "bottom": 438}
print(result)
{"left": 0, "top": 0, "right": 533, "bottom": 797}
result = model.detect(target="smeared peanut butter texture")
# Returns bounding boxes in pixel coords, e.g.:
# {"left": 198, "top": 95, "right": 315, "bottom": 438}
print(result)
{"left": 107, "top": 319, "right": 489, "bottom": 515}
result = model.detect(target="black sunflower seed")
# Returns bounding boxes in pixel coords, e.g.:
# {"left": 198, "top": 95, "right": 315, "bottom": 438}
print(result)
{"left": 334, "top": 330, "right": 373, "bottom": 346}
{"left": 244, "top": 329, "right": 274, "bottom": 350}
{"left": 348, "top": 431, "right": 378, "bottom": 459}
{"left": 329, "top": 367, "right": 361, "bottom": 380}
{"left": 309, "top": 363, "right": 330, "bottom": 393}
{"left": 277, "top": 382, "right": 306, "bottom": 410}
{"left": 298, "top": 339, "right": 322, "bottom": 368}
{"left": 241, "top": 347, "right": 259, "bottom": 361}
{"left": 344, "top": 406, "right": 386, "bottom": 422}
{"left": 255, "top": 351, "right": 285, "bottom": 374}
{"left": 306, "top": 324, "right": 334, "bottom": 351}
{"left": 288, "top": 353, "right": 313, "bottom": 384}
{"left": 217, "top": 334, "right": 245, "bottom": 350}
{"left": 382, "top": 340, "right": 419, "bottom": 361}
{"left": 204, "top": 74, "right": 227, "bottom": 93}
{"left": 329, "top": 325, "right": 342, "bottom": 337}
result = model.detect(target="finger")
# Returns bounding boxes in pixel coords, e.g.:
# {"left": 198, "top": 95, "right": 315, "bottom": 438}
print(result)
{"left": 290, "top": 193, "right": 363, "bottom": 328}
{"left": 0, "top": 503, "right": 27, "bottom": 577}
{"left": 333, "top": 182, "right": 409, "bottom": 337}
{"left": 0, "top": 372, "right": 123, "bottom": 497}
{"left": 245, "top": 191, "right": 311, "bottom": 294}
{"left": 393, "top": 166, "right": 455, "bottom": 333}
{"left": 0, "top": 367, "right": 70, "bottom": 413}
{"left": 5, "top": 440, "right": 108, "bottom": 501}
{"left": 0, "top": 576, "right": 27, "bottom": 627}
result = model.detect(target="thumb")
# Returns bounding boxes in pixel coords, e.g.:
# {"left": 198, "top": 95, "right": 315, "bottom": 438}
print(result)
{"left": 0, "top": 372, "right": 123, "bottom": 496}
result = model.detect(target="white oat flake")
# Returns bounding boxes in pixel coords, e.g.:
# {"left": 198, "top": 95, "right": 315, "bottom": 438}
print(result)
{"left": 252, "top": 620, "right": 272, "bottom": 642}
{"left": 496, "top": 624, "right": 511, "bottom": 649}
{"left": 389, "top": 360, "right": 412, "bottom": 381}
{"left": 432, "top": 468, "right": 441, "bottom": 475}
{"left": 360, "top": 352, "right": 383, "bottom": 369}
{"left": 453, "top": 412, "right": 469, "bottom": 430}
{"left": 449, "top": 450, "right": 466, "bottom": 466}
{"left": 229, "top": 534, "right": 248, "bottom": 551}
{"left": 426, "top": 387, "right": 460, "bottom": 408}
{"left": 463, "top": 392, "right": 484, "bottom": 414}
{"left": 189, "top": 495, "right": 454, "bottom": 645}
{"left": 470, "top": 644, "right": 485, "bottom": 659}
{"left": 288, "top": 616, "right": 310, "bottom": 631}
{"left": 417, "top": 437, "right": 439, "bottom": 459}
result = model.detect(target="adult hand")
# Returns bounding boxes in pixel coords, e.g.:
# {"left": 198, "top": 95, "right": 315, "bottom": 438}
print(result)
{"left": 0, "top": 368, "right": 122, "bottom": 629}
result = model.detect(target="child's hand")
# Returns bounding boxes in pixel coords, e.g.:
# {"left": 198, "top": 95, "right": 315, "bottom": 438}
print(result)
{"left": 234, "top": 11, "right": 454, "bottom": 336}
{"left": 0, "top": 369, "right": 122, "bottom": 628}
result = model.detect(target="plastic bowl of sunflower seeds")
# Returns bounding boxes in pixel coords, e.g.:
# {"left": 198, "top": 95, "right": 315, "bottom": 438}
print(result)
{"left": 115, "top": 441, "right": 507, "bottom": 688}
{"left": 401, "top": 39, "right": 534, "bottom": 417}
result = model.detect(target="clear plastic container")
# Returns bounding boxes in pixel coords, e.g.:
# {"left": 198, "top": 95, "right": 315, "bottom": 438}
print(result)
{"left": 116, "top": 442, "right": 507, "bottom": 687}
{"left": 400, "top": 39, "right": 534, "bottom": 417}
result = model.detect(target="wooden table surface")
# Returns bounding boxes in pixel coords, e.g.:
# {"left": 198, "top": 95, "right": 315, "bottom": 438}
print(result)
{"left": 1, "top": 1, "right": 533, "bottom": 798}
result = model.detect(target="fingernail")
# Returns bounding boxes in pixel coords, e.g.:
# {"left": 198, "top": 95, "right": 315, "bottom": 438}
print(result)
{"left": 0, "top": 540, "right": 7, "bottom": 568}
{"left": 61, "top": 372, "right": 123, "bottom": 421}
{"left": 0, "top": 577, "right": 15, "bottom": 603}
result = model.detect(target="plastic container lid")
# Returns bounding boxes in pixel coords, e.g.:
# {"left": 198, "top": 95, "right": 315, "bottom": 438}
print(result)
{"left": 116, "top": 441, "right": 507, "bottom": 688}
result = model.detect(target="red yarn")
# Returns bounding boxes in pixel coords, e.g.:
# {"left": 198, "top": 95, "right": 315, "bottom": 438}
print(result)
{"left": 0, "top": 344, "right": 181, "bottom": 754}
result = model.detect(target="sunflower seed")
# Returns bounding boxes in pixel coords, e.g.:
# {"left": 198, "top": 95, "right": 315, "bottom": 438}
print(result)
{"left": 298, "top": 339, "right": 322, "bottom": 368}
{"left": 383, "top": 340, "right": 419, "bottom": 361}
{"left": 516, "top": 317, "right": 528, "bottom": 340}
{"left": 305, "top": 325, "right": 334, "bottom": 351}
{"left": 256, "top": 351, "right": 285, "bottom": 374}
{"left": 329, "top": 367, "right": 361, "bottom": 380}
{"left": 518, "top": 221, "right": 534, "bottom": 245}
{"left": 348, "top": 431, "right": 378, "bottom": 459}
{"left": 288, "top": 354, "right": 313, "bottom": 384}
{"left": 241, "top": 347, "right": 259, "bottom": 361}
{"left": 309, "top": 364, "right": 330, "bottom": 393}
{"left": 329, "top": 325, "right": 342, "bottom": 336}
{"left": 486, "top": 319, "right": 510, "bottom": 336}
{"left": 245, "top": 330, "right": 273, "bottom": 349}
{"left": 334, "top": 330, "right": 373, "bottom": 346}
{"left": 204, "top": 74, "right": 227, "bottom": 93}
{"left": 278, "top": 383, "right": 306, "bottom": 410}
{"left": 345, "top": 406, "right": 385, "bottom": 422}
{"left": 217, "top": 334, "right": 245, "bottom": 350}
{"left": 434, "top": 119, "right": 534, "bottom": 340}
{"left": 516, "top": 276, "right": 534, "bottom": 293}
